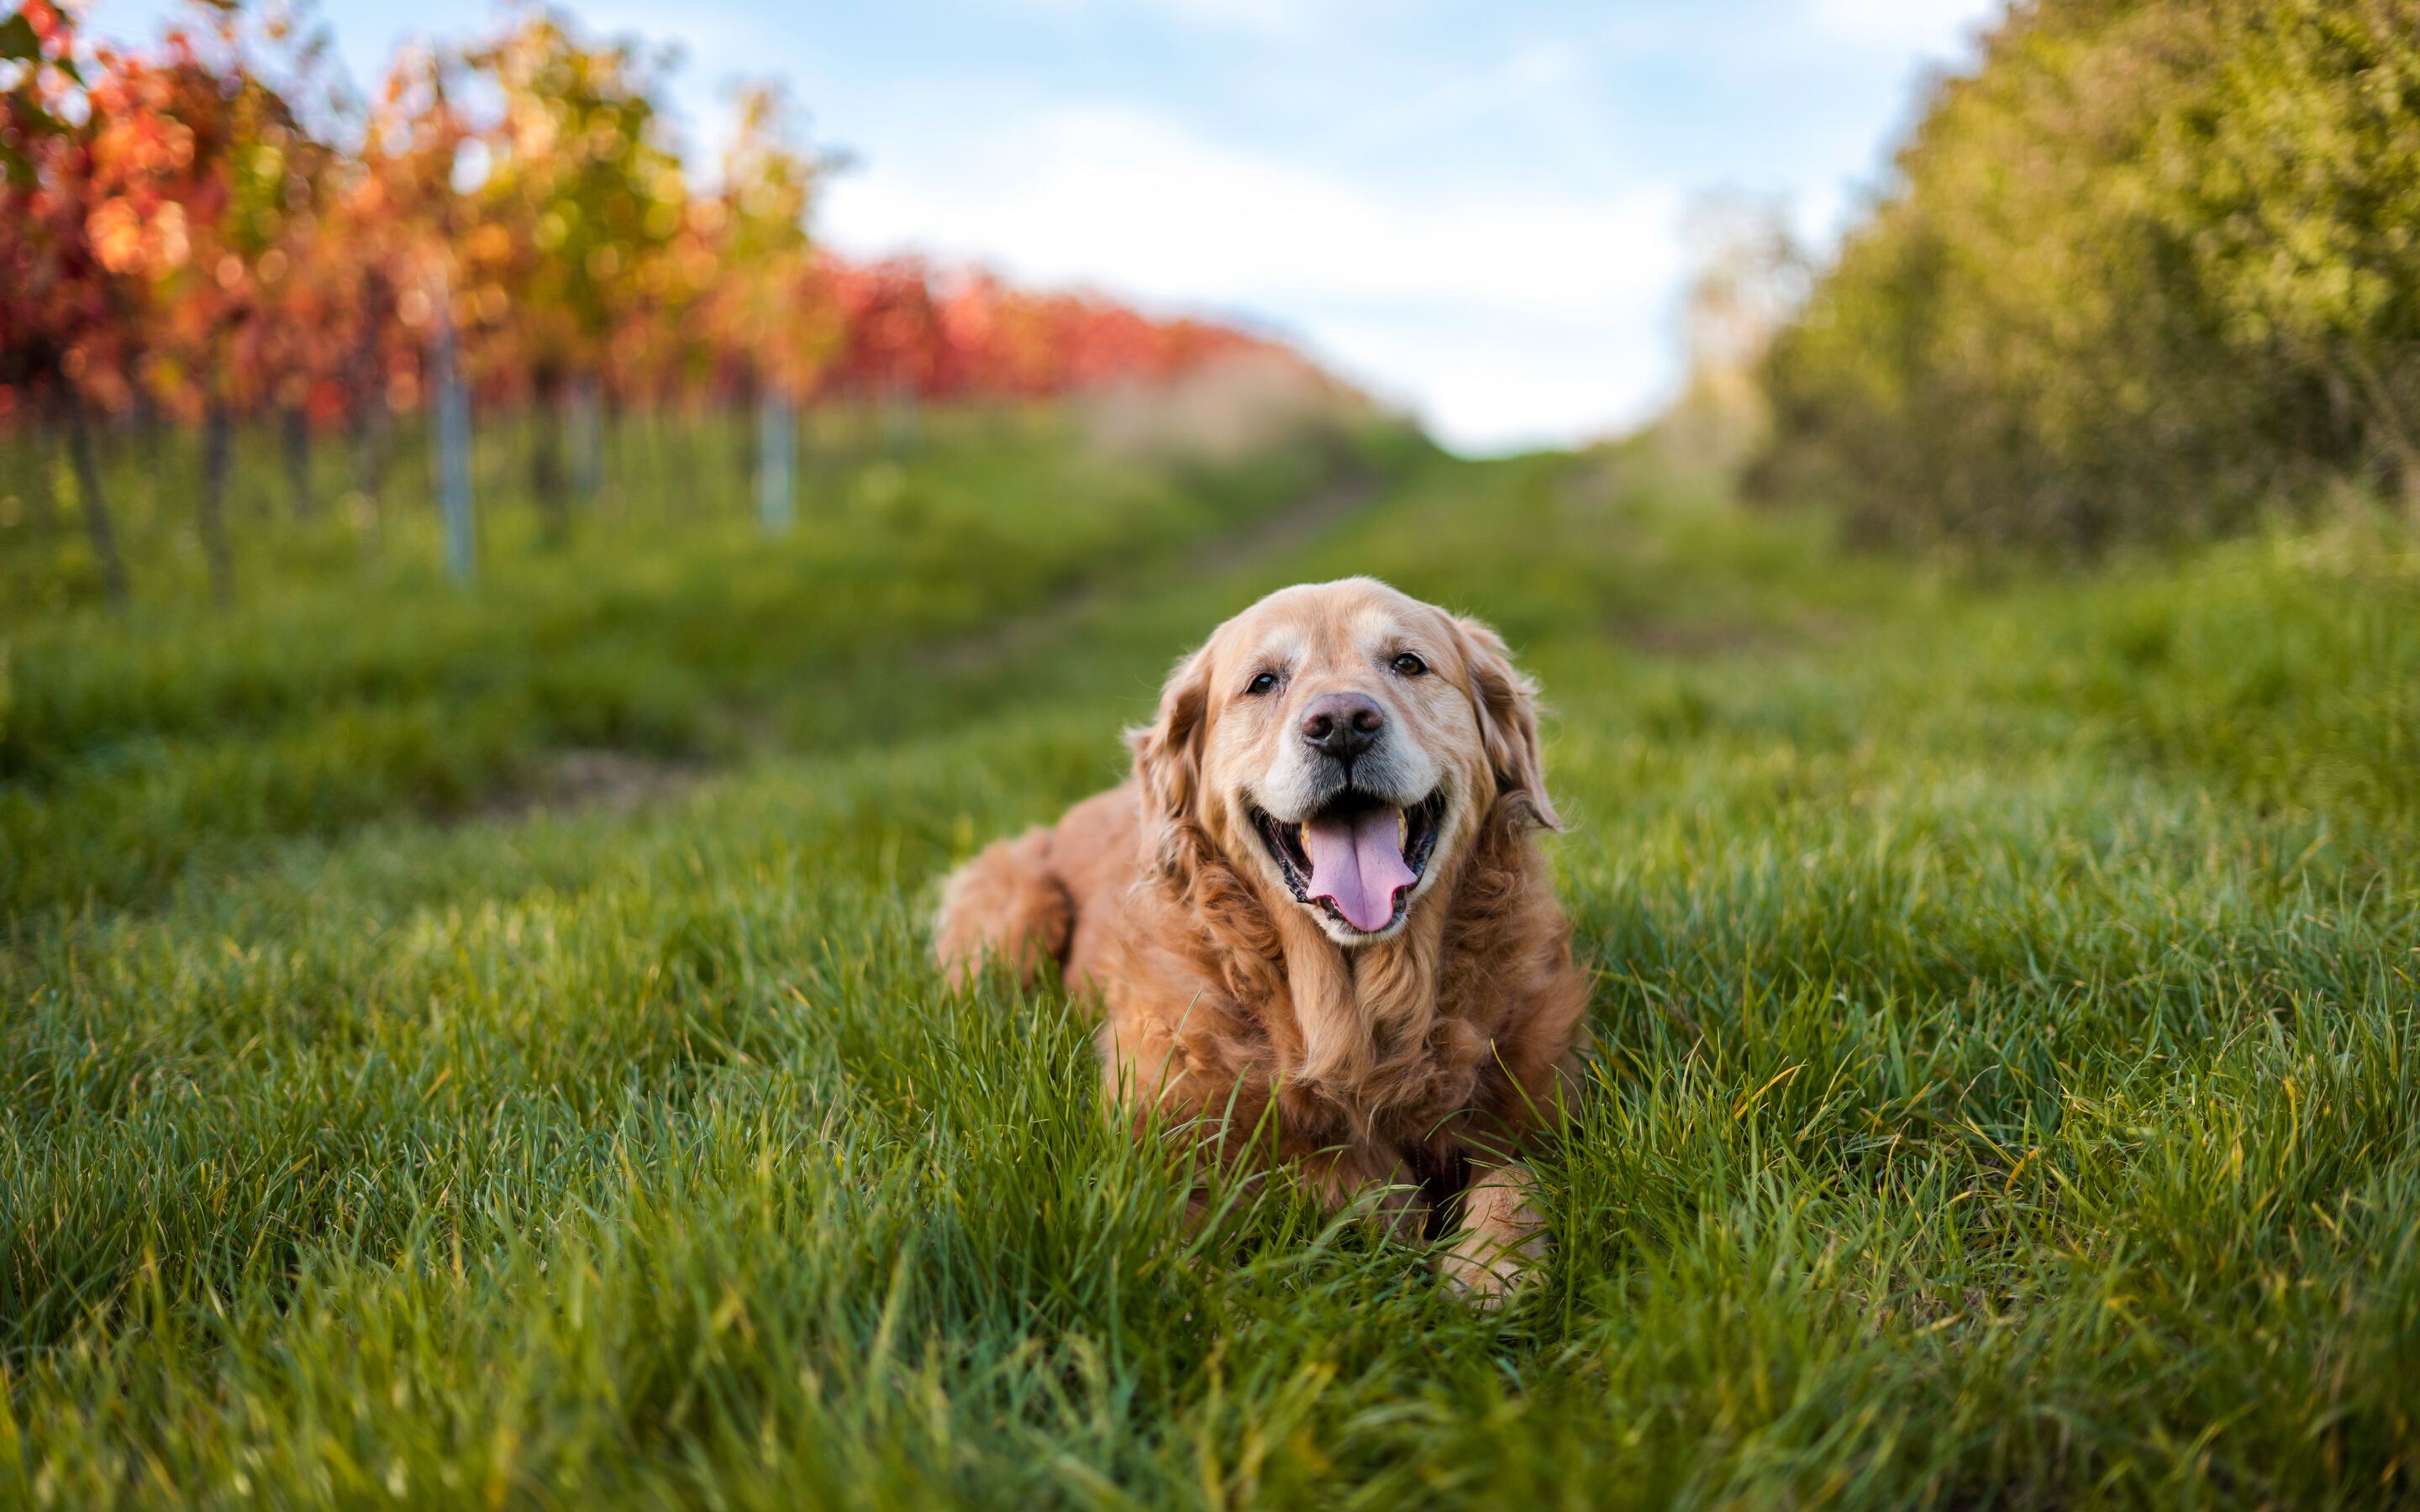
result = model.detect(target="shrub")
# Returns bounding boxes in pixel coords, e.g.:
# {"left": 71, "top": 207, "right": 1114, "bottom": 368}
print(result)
{"left": 1751, "top": 0, "right": 2420, "bottom": 552}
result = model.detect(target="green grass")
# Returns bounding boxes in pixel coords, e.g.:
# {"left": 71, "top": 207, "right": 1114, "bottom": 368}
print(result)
{"left": 1, "top": 407, "right": 1408, "bottom": 918}
{"left": 3, "top": 423, "right": 2418, "bottom": 1507}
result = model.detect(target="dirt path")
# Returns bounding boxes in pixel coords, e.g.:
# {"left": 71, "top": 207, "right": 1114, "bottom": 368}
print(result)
{"left": 479, "top": 747, "right": 704, "bottom": 822}
{"left": 920, "top": 470, "right": 1383, "bottom": 675}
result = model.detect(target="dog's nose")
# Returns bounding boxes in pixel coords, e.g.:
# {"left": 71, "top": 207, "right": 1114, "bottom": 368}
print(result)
{"left": 1300, "top": 691, "right": 1384, "bottom": 763}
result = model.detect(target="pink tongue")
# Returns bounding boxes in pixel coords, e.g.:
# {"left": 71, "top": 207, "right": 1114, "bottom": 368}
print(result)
{"left": 1301, "top": 807, "right": 1416, "bottom": 932}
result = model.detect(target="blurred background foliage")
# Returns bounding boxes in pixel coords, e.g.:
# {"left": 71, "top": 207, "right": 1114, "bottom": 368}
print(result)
{"left": 0, "top": 0, "right": 1343, "bottom": 613}
{"left": 1744, "top": 0, "right": 2420, "bottom": 553}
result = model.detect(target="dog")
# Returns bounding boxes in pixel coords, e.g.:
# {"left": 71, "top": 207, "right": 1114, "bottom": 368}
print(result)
{"left": 934, "top": 577, "right": 1590, "bottom": 1299}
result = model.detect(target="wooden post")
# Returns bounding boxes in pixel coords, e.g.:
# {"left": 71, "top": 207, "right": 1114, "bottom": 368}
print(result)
{"left": 64, "top": 395, "right": 129, "bottom": 608}
{"left": 758, "top": 381, "right": 794, "bottom": 533}
{"left": 432, "top": 291, "right": 476, "bottom": 583}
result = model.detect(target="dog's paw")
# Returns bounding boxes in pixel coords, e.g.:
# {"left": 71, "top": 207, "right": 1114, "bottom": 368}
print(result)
{"left": 1439, "top": 1162, "right": 1544, "bottom": 1308}
{"left": 1437, "top": 1246, "right": 1523, "bottom": 1309}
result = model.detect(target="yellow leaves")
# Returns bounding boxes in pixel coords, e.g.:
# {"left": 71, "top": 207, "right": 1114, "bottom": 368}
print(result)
{"left": 583, "top": 118, "right": 623, "bottom": 161}
{"left": 739, "top": 180, "right": 786, "bottom": 220}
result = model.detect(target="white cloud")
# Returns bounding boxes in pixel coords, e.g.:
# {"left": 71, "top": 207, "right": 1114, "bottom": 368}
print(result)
{"left": 1325, "top": 39, "right": 1589, "bottom": 161}
{"left": 823, "top": 103, "right": 1684, "bottom": 451}
{"left": 1305, "top": 308, "right": 1672, "bottom": 455}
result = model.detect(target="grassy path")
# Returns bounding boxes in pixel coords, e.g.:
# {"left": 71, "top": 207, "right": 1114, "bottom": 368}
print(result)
{"left": 919, "top": 469, "right": 1381, "bottom": 676}
{"left": 0, "top": 420, "right": 1411, "bottom": 920}
{"left": 5, "top": 444, "right": 2419, "bottom": 1505}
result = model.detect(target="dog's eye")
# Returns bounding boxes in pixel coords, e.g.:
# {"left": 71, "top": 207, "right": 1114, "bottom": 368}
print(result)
{"left": 1391, "top": 653, "right": 1428, "bottom": 677}
{"left": 1245, "top": 671, "right": 1280, "bottom": 696}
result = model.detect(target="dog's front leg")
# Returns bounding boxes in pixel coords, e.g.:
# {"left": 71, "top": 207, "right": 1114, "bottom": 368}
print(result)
{"left": 1349, "top": 1158, "right": 1429, "bottom": 1243}
{"left": 1439, "top": 1161, "right": 1544, "bottom": 1306}
{"left": 1309, "top": 1149, "right": 1428, "bottom": 1243}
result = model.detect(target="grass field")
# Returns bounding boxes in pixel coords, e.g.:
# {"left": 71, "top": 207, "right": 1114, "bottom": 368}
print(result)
{"left": 5, "top": 420, "right": 2419, "bottom": 1506}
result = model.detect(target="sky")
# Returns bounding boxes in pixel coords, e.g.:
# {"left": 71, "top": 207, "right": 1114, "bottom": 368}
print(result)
{"left": 94, "top": 0, "right": 2005, "bottom": 454}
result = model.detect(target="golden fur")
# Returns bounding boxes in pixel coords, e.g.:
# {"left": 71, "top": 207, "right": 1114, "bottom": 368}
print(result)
{"left": 933, "top": 577, "right": 1590, "bottom": 1299}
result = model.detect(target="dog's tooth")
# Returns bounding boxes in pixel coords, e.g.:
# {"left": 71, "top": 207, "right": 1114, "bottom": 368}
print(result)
{"left": 1397, "top": 808, "right": 1408, "bottom": 849}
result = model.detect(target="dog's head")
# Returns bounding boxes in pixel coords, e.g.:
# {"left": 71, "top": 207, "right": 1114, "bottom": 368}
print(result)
{"left": 1130, "top": 577, "right": 1557, "bottom": 947}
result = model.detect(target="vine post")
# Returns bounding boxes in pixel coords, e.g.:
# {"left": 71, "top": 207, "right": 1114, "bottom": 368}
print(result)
{"left": 431, "top": 281, "right": 476, "bottom": 584}
{"left": 758, "top": 381, "right": 795, "bottom": 533}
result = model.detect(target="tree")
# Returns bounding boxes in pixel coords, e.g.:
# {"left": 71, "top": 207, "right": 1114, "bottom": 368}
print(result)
{"left": 1753, "top": 0, "right": 2420, "bottom": 549}
{"left": 2143, "top": 0, "right": 2420, "bottom": 515}
{"left": 693, "top": 83, "right": 831, "bottom": 530}
{"left": 3, "top": 0, "right": 1340, "bottom": 602}
{"left": 2, "top": 0, "right": 132, "bottom": 605}
{"left": 450, "top": 9, "right": 684, "bottom": 543}
{"left": 359, "top": 41, "right": 477, "bottom": 570}
{"left": 89, "top": 9, "right": 338, "bottom": 606}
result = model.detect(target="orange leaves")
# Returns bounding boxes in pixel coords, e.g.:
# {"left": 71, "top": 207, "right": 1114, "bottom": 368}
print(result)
{"left": 86, "top": 197, "right": 187, "bottom": 275}
{"left": 16, "top": 1, "right": 71, "bottom": 50}
{"left": 466, "top": 223, "right": 513, "bottom": 265}
{"left": 801, "top": 256, "right": 1286, "bottom": 405}
{"left": 3, "top": 3, "right": 1311, "bottom": 425}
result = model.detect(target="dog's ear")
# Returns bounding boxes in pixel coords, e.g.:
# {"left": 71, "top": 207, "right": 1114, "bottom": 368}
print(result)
{"left": 1128, "top": 641, "right": 1214, "bottom": 843}
{"left": 1453, "top": 615, "right": 1560, "bottom": 831}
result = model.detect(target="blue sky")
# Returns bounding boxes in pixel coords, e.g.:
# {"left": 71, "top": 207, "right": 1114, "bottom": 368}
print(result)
{"left": 94, "top": 0, "right": 2003, "bottom": 452}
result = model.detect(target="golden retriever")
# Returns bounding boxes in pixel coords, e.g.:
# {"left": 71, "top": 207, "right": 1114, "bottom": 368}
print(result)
{"left": 934, "top": 577, "right": 1589, "bottom": 1299}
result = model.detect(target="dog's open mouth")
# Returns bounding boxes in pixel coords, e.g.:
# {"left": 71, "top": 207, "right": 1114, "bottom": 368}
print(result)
{"left": 1251, "top": 788, "right": 1446, "bottom": 935}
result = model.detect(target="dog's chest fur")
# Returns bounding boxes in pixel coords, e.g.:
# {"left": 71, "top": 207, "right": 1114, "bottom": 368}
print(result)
{"left": 1256, "top": 927, "right": 1502, "bottom": 1149}
{"left": 1093, "top": 811, "right": 1579, "bottom": 1186}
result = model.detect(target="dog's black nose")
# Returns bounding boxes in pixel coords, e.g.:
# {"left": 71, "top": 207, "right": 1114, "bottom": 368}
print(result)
{"left": 1301, "top": 691, "right": 1384, "bottom": 763}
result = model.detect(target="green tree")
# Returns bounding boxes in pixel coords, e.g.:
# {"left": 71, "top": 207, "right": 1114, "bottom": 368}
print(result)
{"left": 1752, "top": 0, "right": 2420, "bottom": 550}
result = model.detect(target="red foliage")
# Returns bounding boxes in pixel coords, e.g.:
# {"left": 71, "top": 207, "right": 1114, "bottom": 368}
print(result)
{"left": 0, "top": 5, "right": 1308, "bottom": 428}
